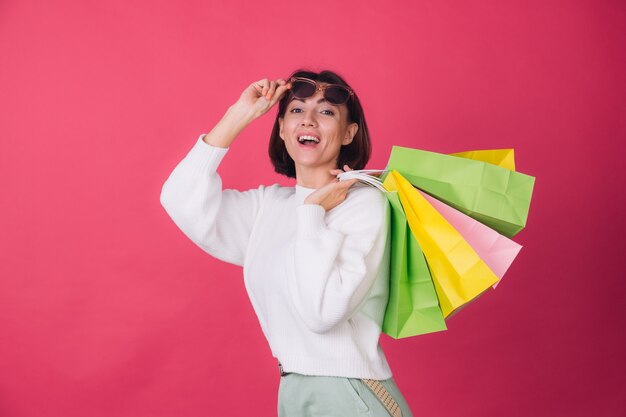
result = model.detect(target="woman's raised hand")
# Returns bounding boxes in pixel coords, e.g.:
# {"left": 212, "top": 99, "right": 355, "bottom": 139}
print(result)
{"left": 203, "top": 77, "right": 290, "bottom": 148}
{"left": 235, "top": 78, "right": 291, "bottom": 121}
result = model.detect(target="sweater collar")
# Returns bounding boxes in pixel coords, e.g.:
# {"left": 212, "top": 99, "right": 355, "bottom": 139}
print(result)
{"left": 295, "top": 184, "right": 317, "bottom": 205}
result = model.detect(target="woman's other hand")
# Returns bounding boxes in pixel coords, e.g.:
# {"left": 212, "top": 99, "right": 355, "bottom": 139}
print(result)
{"left": 234, "top": 78, "right": 291, "bottom": 121}
{"left": 304, "top": 166, "right": 358, "bottom": 212}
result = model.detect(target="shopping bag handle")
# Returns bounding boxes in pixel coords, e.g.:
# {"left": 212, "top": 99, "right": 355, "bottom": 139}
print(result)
{"left": 337, "top": 169, "right": 388, "bottom": 192}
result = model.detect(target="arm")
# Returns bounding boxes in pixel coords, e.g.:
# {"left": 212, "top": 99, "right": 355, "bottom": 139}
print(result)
{"left": 160, "top": 78, "right": 291, "bottom": 265}
{"left": 288, "top": 188, "right": 389, "bottom": 333}
{"left": 160, "top": 135, "right": 264, "bottom": 266}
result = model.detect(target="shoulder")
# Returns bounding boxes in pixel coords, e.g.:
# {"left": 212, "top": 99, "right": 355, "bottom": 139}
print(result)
{"left": 249, "top": 183, "right": 295, "bottom": 201}
{"left": 332, "top": 185, "right": 388, "bottom": 231}
{"left": 344, "top": 185, "right": 387, "bottom": 214}
{"left": 224, "top": 183, "right": 291, "bottom": 204}
{"left": 264, "top": 183, "right": 294, "bottom": 196}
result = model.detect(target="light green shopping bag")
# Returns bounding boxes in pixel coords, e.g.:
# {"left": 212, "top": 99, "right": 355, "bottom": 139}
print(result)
{"left": 386, "top": 146, "right": 536, "bottom": 237}
{"left": 382, "top": 191, "right": 447, "bottom": 338}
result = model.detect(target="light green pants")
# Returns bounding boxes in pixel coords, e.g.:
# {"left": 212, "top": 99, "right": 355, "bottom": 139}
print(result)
{"left": 278, "top": 373, "right": 414, "bottom": 417}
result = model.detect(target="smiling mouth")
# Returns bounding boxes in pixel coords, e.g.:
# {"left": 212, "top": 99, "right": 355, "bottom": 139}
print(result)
{"left": 297, "top": 135, "right": 320, "bottom": 146}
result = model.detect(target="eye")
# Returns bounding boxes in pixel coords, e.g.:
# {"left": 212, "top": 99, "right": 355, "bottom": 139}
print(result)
{"left": 321, "top": 109, "right": 335, "bottom": 115}
{"left": 289, "top": 107, "right": 303, "bottom": 113}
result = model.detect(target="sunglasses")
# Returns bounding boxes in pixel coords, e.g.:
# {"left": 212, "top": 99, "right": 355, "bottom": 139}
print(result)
{"left": 288, "top": 77, "right": 354, "bottom": 105}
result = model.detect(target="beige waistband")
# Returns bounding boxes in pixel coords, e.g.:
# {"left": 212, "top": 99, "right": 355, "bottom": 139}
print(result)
{"left": 360, "top": 378, "right": 403, "bottom": 417}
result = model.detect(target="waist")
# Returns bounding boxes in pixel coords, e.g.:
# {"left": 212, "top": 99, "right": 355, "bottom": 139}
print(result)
{"left": 275, "top": 353, "right": 392, "bottom": 380}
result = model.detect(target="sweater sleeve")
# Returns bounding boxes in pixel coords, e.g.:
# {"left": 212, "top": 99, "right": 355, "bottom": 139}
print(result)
{"left": 159, "top": 135, "right": 264, "bottom": 267}
{"left": 289, "top": 187, "right": 390, "bottom": 333}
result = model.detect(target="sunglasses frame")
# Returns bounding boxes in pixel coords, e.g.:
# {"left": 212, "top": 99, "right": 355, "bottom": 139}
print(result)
{"left": 288, "top": 77, "right": 354, "bottom": 105}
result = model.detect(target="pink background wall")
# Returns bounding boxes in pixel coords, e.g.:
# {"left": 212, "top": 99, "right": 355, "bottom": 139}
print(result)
{"left": 1, "top": 0, "right": 624, "bottom": 416}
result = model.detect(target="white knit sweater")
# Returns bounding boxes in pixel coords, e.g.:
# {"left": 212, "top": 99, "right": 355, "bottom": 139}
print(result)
{"left": 160, "top": 135, "right": 393, "bottom": 379}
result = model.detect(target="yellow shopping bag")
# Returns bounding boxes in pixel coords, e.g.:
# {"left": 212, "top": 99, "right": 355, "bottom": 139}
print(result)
{"left": 450, "top": 149, "right": 516, "bottom": 171}
{"left": 383, "top": 170, "right": 499, "bottom": 318}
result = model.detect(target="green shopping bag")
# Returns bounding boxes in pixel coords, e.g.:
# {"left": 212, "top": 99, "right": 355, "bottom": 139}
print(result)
{"left": 382, "top": 191, "right": 447, "bottom": 338}
{"left": 386, "top": 146, "right": 536, "bottom": 237}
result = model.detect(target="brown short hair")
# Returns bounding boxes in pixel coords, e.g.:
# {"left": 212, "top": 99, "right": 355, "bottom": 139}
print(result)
{"left": 268, "top": 69, "right": 371, "bottom": 178}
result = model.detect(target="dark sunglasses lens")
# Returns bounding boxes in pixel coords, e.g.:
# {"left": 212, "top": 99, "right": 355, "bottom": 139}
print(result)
{"left": 291, "top": 80, "right": 316, "bottom": 98}
{"left": 325, "top": 86, "right": 350, "bottom": 104}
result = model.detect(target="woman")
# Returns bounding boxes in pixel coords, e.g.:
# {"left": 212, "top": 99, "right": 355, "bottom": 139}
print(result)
{"left": 160, "top": 69, "right": 414, "bottom": 417}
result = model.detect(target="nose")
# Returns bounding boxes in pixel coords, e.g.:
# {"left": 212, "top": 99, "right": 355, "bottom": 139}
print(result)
{"left": 300, "top": 109, "right": 317, "bottom": 127}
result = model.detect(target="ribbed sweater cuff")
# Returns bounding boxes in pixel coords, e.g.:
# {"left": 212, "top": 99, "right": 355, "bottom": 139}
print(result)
{"left": 296, "top": 204, "right": 331, "bottom": 238}
{"left": 183, "top": 134, "right": 229, "bottom": 175}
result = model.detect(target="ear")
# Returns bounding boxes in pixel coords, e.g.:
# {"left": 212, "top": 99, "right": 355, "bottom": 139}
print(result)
{"left": 342, "top": 122, "right": 359, "bottom": 145}
{"left": 279, "top": 117, "right": 285, "bottom": 141}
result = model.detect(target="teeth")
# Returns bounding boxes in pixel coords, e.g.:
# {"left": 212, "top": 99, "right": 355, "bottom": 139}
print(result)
{"left": 298, "top": 135, "right": 320, "bottom": 143}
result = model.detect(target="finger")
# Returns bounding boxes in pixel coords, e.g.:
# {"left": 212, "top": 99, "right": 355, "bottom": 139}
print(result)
{"left": 252, "top": 79, "right": 269, "bottom": 97}
{"left": 343, "top": 165, "right": 353, "bottom": 171}
{"left": 256, "top": 78, "right": 269, "bottom": 96}
{"left": 277, "top": 81, "right": 291, "bottom": 94}
{"left": 337, "top": 178, "right": 357, "bottom": 188}
{"left": 266, "top": 81, "right": 278, "bottom": 100}
{"left": 345, "top": 178, "right": 358, "bottom": 188}
{"left": 253, "top": 78, "right": 267, "bottom": 87}
{"left": 251, "top": 84, "right": 262, "bottom": 96}
{"left": 269, "top": 84, "right": 291, "bottom": 106}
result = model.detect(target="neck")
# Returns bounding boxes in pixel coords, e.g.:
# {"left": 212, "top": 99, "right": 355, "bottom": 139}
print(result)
{"left": 295, "top": 163, "right": 337, "bottom": 189}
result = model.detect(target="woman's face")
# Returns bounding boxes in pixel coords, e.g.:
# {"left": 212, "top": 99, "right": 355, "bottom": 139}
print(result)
{"left": 279, "top": 87, "right": 358, "bottom": 173}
